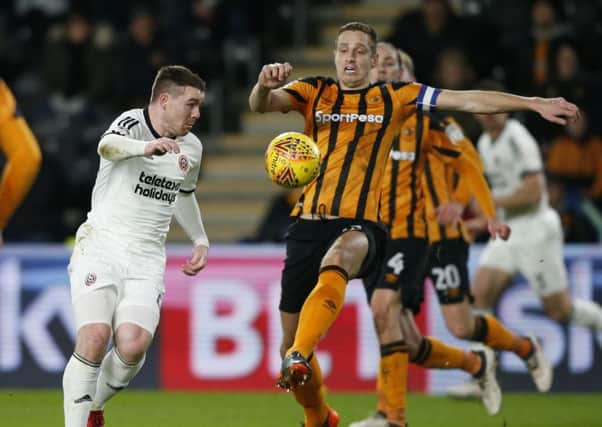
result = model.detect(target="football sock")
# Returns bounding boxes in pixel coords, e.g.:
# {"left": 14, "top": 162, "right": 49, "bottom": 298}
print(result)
{"left": 293, "top": 354, "right": 329, "bottom": 427}
{"left": 91, "top": 348, "right": 146, "bottom": 410}
{"left": 475, "top": 314, "right": 533, "bottom": 359}
{"left": 63, "top": 353, "right": 100, "bottom": 427}
{"left": 289, "top": 266, "right": 348, "bottom": 358}
{"left": 570, "top": 298, "right": 602, "bottom": 330}
{"left": 412, "top": 337, "right": 482, "bottom": 375}
{"left": 379, "top": 341, "right": 408, "bottom": 427}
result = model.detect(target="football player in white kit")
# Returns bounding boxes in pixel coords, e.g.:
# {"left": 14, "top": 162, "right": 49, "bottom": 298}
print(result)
{"left": 449, "top": 80, "right": 602, "bottom": 398}
{"left": 62, "top": 65, "right": 210, "bottom": 427}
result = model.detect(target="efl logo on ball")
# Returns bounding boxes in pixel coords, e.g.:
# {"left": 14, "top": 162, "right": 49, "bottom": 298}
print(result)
{"left": 265, "top": 132, "right": 320, "bottom": 188}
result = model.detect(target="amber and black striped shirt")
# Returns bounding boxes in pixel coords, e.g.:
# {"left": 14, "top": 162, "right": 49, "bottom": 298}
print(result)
{"left": 422, "top": 124, "right": 483, "bottom": 243}
{"left": 282, "top": 77, "right": 440, "bottom": 223}
{"left": 380, "top": 113, "right": 494, "bottom": 240}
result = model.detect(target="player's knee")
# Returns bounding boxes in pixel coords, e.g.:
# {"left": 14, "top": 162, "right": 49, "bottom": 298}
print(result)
{"left": 115, "top": 339, "right": 146, "bottom": 363}
{"left": 447, "top": 321, "right": 474, "bottom": 340}
{"left": 75, "top": 324, "right": 112, "bottom": 362}
{"left": 404, "top": 335, "right": 422, "bottom": 359}
{"left": 114, "top": 324, "right": 152, "bottom": 363}
{"left": 545, "top": 304, "right": 571, "bottom": 323}
{"left": 323, "top": 232, "right": 368, "bottom": 276}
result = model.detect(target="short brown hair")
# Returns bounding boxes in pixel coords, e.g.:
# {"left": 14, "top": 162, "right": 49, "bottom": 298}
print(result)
{"left": 336, "top": 22, "right": 377, "bottom": 54}
{"left": 150, "top": 65, "right": 206, "bottom": 102}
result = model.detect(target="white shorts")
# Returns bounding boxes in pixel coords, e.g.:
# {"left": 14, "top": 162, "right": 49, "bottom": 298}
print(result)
{"left": 68, "top": 224, "right": 165, "bottom": 335}
{"left": 478, "top": 208, "right": 568, "bottom": 297}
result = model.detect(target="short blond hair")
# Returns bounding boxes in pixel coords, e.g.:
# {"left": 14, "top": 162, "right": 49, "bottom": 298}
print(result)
{"left": 397, "top": 49, "right": 415, "bottom": 75}
{"left": 376, "top": 41, "right": 401, "bottom": 67}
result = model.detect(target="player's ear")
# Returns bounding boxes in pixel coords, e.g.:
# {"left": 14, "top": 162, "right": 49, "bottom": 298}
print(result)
{"left": 371, "top": 51, "right": 378, "bottom": 68}
{"left": 159, "top": 93, "right": 169, "bottom": 109}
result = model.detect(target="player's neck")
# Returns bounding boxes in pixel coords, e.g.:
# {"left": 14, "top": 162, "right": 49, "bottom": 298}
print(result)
{"left": 147, "top": 104, "right": 175, "bottom": 138}
{"left": 488, "top": 124, "right": 506, "bottom": 142}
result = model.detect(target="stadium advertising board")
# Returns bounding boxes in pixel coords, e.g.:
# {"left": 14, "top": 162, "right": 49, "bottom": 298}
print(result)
{"left": 1, "top": 244, "right": 601, "bottom": 392}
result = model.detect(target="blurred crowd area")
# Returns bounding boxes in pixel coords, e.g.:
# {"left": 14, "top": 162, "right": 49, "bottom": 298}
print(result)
{"left": 2, "top": 0, "right": 602, "bottom": 243}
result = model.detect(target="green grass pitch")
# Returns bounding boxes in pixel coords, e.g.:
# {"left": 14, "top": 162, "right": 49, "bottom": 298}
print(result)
{"left": 2, "top": 390, "right": 600, "bottom": 427}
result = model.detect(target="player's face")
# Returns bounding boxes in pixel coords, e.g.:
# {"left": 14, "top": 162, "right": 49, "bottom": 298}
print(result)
{"left": 334, "top": 31, "right": 376, "bottom": 90}
{"left": 370, "top": 45, "right": 401, "bottom": 83}
{"left": 476, "top": 112, "right": 508, "bottom": 133}
{"left": 165, "top": 86, "right": 204, "bottom": 136}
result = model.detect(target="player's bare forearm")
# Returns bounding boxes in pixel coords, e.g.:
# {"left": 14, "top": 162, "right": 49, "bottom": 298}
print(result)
{"left": 249, "top": 63, "right": 294, "bottom": 113}
{"left": 249, "top": 84, "right": 273, "bottom": 113}
{"left": 495, "top": 173, "right": 543, "bottom": 210}
{"left": 437, "top": 90, "right": 579, "bottom": 125}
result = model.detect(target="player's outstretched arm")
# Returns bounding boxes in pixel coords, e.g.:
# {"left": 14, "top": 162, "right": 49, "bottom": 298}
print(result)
{"left": 98, "top": 134, "right": 179, "bottom": 161}
{"left": 450, "top": 154, "right": 511, "bottom": 240}
{"left": 249, "top": 62, "right": 295, "bottom": 113}
{"left": 437, "top": 90, "right": 579, "bottom": 125}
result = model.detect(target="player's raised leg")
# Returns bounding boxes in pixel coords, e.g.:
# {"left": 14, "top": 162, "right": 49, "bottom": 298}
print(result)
{"left": 282, "top": 229, "right": 368, "bottom": 386}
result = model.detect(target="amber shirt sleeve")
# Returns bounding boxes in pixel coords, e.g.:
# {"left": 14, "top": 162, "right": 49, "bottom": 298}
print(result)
{"left": 0, "top": 80, "right": 42, "bottom": 230}
{"left": 430, "top": 120, "right": 496, "bottom": 219}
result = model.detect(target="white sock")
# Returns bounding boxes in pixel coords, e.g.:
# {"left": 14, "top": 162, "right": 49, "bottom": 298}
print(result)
{"left": 570, "top": 298, "right": 602, "bottom": 330}
{"left": 91, "top": 348, "right": 146, "bottom": 410}
{"left": 63, "top": 353, "right": 100, "bottom": 427}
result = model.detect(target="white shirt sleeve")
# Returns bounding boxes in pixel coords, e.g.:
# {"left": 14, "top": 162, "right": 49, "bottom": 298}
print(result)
{"left": 174, "top": 192, "right": 209, "bottom": 247}
{"left": 180, "top": 141, "right": 203, "bottom": 193}
{"left": 511, "top": 121, "right": 543, "bottom": 176}
{"left": 102, "top": 111, "right": 143, "bottom": 139}
{"left": 97, "top": 111, "right": 147, "bottom": 161}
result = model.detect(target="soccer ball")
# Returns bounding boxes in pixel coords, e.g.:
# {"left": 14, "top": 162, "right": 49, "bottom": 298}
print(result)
{"left": 264, "top": 132, "right": 320, "bottom": 188}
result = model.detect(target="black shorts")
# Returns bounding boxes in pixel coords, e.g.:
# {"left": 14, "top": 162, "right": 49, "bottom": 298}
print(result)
{"left": 425, "top": 238, "right": 472, "bottom": 305}
{"left": 363, "top": 237, "right": 428, "bottom": 314}
{"left": 279, "top": 218, "right": 387, "bottom": 313}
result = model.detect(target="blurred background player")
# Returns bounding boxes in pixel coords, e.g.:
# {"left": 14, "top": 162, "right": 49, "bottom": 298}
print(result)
{"left": 448, "top": 79, "right": 602, "bottom": 399}
{"left": 350, "top": 43, "right": 550, "bottom": 427}
{"left": 249, "top": 21, "right": 577, "bottom": 427}
{"left": 63, "top": 66, "right": 210, "bottom": 427}
{"left": 0, "top": 78, "right": 42, "bottom": 249}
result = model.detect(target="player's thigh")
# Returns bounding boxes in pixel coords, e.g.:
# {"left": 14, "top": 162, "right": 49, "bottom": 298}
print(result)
{"left": 471, "top": 266, "right": 513, "bottom": 309}
{"left": 69, "top": 250, "right": 120, "bottom": 329}
{"left": 322, "top": 230, "right": 369, "bottom": 277}
{"left": 115, "top": 276, "right": 164, "bottom": 339}
{"left": 280, "top": 224, "right": 327, "bottom": 313}
{"left": 321, "top": 220, "right": 386, "bottom": 279}
{"left": 474, "top": 240, "right": 515, "bottom": 307}
{"left": 373, "top": 238, "right": 428, "bottom": 315}
{"left": 426, "top": 239, "right": 471, "bottom": 306}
